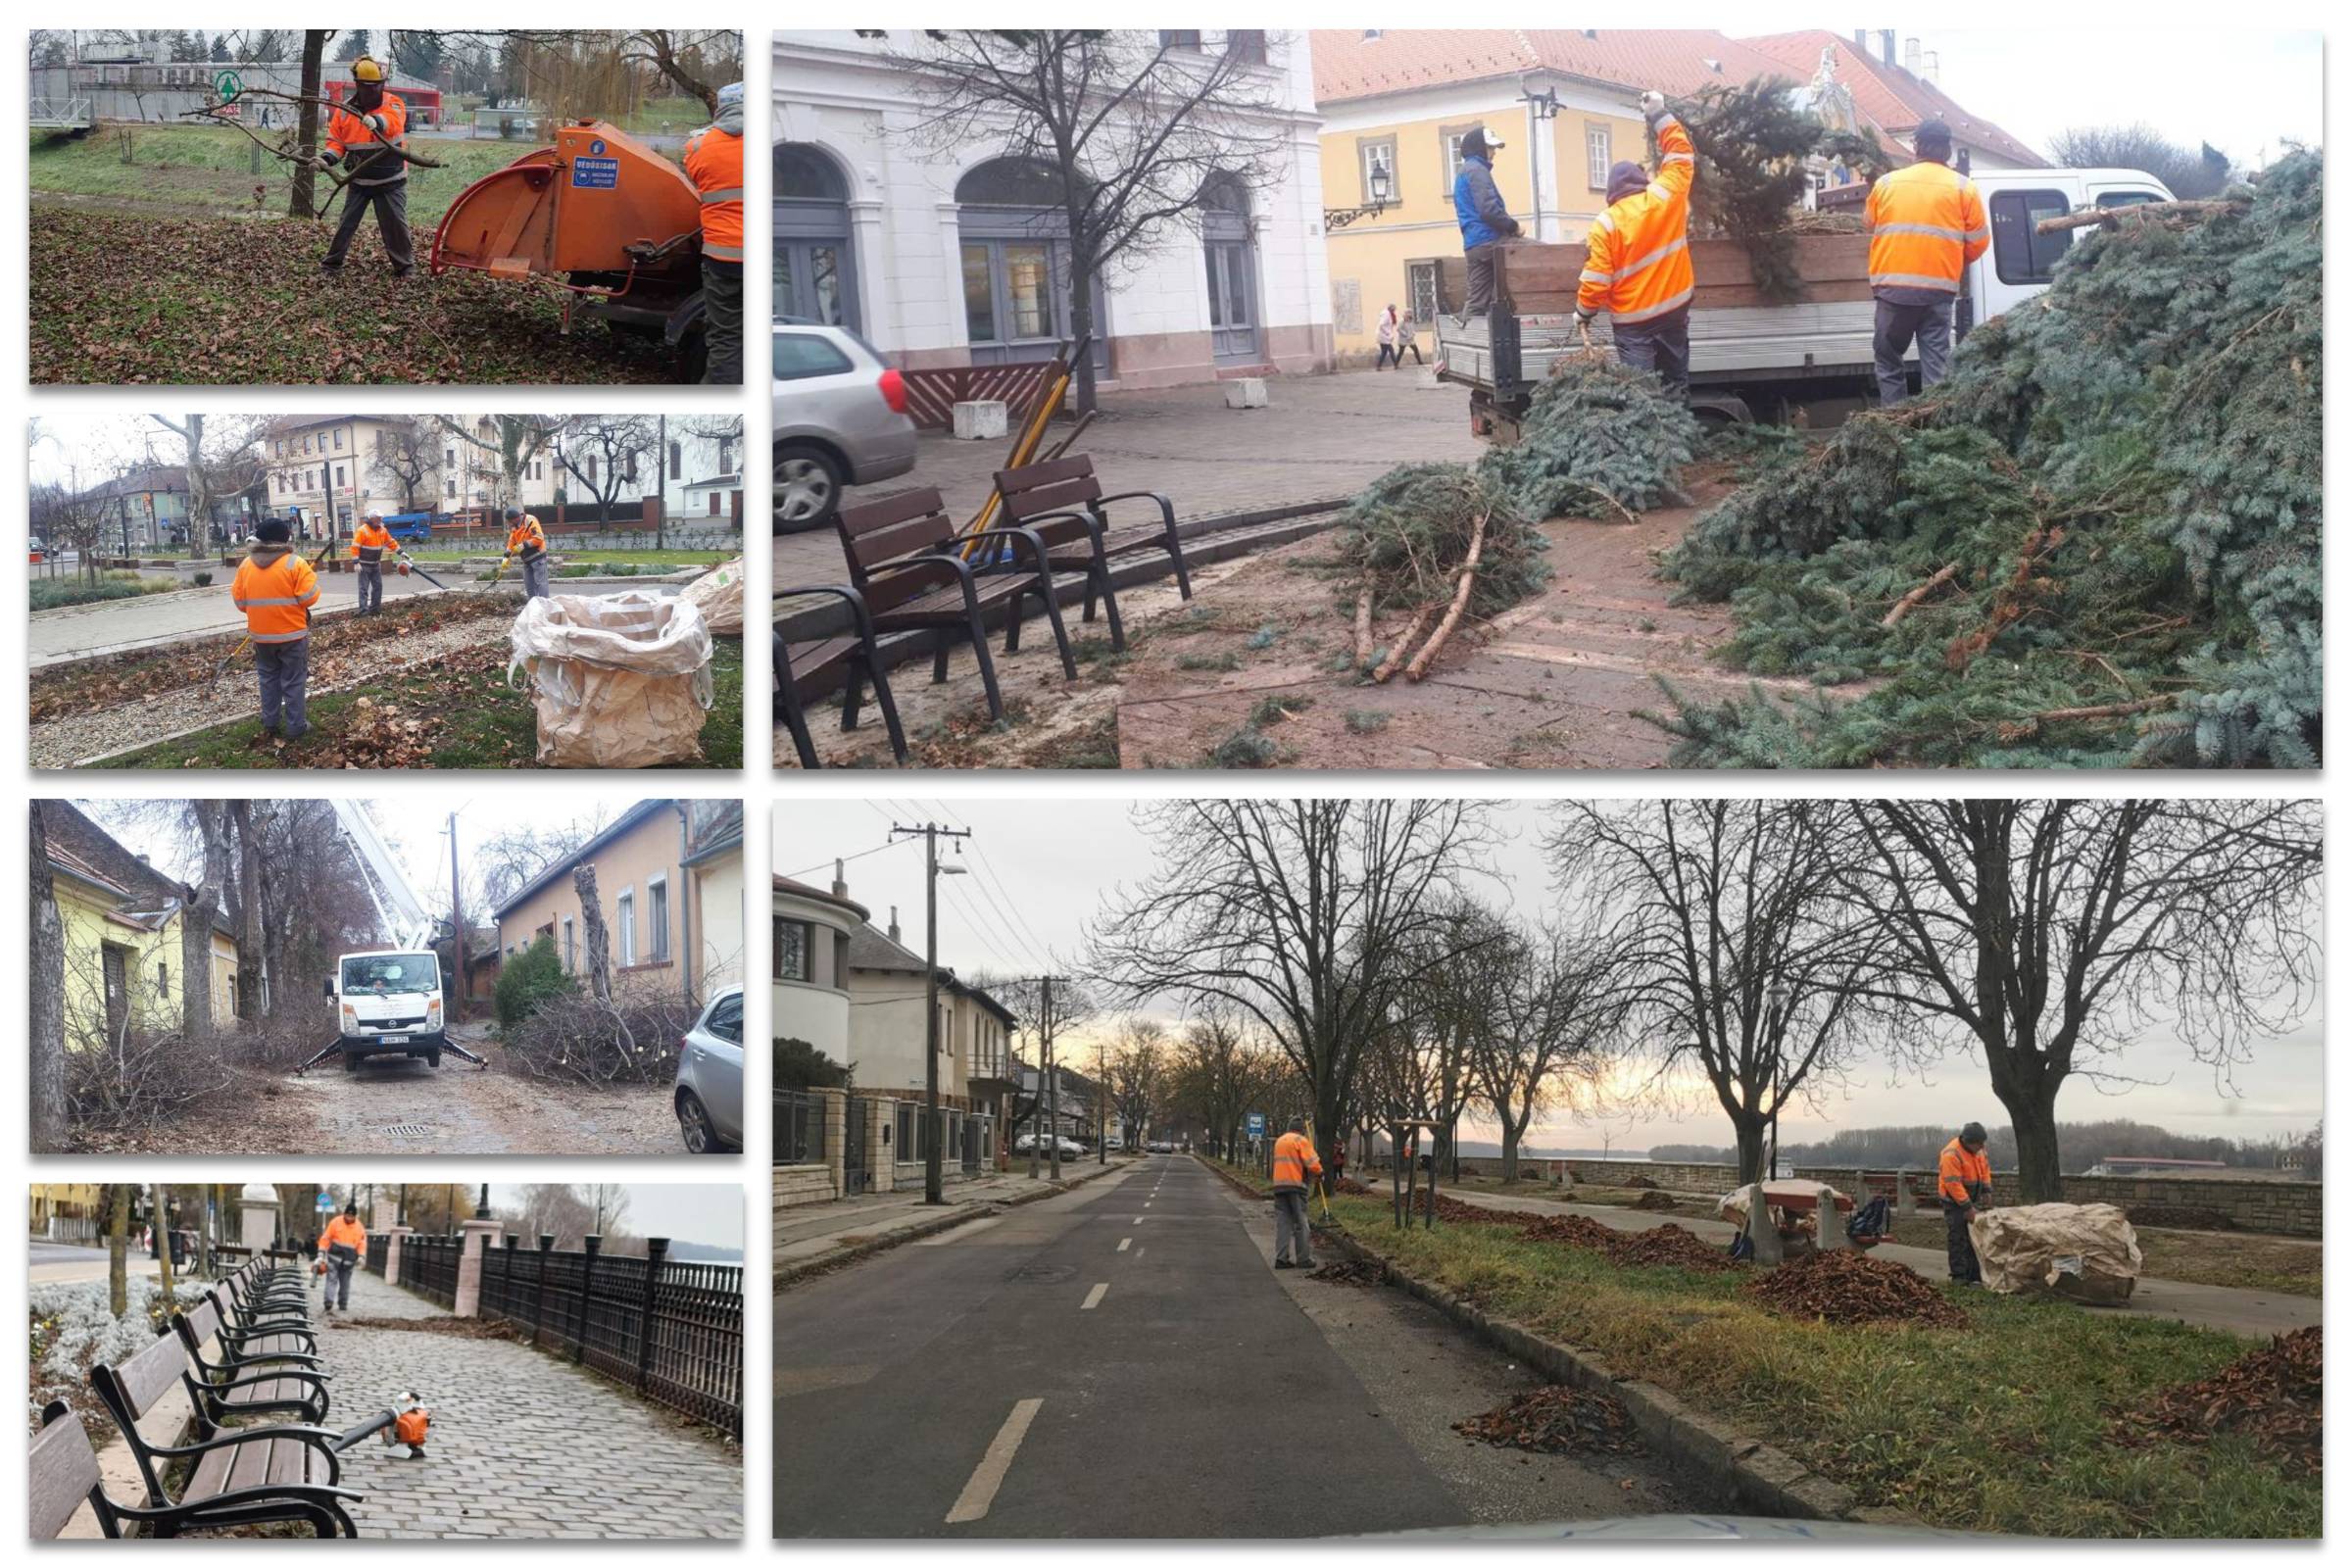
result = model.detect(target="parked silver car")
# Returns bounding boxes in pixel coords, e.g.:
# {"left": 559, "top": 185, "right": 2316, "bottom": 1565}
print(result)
{"left": 774, "top": 318, "right": 919, "bottom": 531}
{"left": 673, "top": 984, "right": 743, "bottom": 1153}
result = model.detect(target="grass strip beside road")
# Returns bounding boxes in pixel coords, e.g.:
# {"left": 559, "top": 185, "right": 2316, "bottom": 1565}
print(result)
{"left": 1214, "top": 1161, "right": 2316, "bottom": 1538}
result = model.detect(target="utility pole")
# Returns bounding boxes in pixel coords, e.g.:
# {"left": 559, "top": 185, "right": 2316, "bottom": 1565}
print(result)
{"left": 447, "top": 812, "right": 466, "bottom": 1025}
{"left": 1013, "top": 974, "right": 1071, "bottom": 1181}
{"left": 1096, "top": 1036, "right": 1107, "bottom": 1165}
{"left": 891, "top": 822, "right": 970, "bottom": 1205}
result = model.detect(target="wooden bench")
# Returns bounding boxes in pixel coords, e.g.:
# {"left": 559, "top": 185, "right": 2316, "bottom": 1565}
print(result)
{"left": 32, "top": 1398, "right": 355, "bottom": 1539}
{"left": 834, "top": 486, "right": 1080, "bottom": 721}
{"left": 775, "top": 585, "right": 908, "bottom": 769}
{"left": 992, "top": 454, "right": 1192, "bottom": 610}
{"left": 172, "top": 1292, "right": 333, "bottom": 1427}
{"left": 82, "top": 1325, "right": 359, "bottom": 1538}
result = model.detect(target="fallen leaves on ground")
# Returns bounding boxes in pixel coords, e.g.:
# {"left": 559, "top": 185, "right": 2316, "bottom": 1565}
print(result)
{"left": 2110, "top": 1326, "right": 2320, "bottom": 1478}
{"left": 1332, "top": 1177, "right": 1375, "bottom": 1196}
{"left": 31, "top": 208, "right": 684, "bottom": 385}
{"left": 1630, "top": 1190, "right": 1680, "bottom": 1211}
{"left": 1742, "top": 1249, "right": 1969, "bottom": 1328}
{"left": 1305, "top": 1259, "right": 1386, "bottom": 1287}
{"left": 1453, "top": 1385, "right": 1646, "bottom": 1457}
{"left": 328, "top": 1315, "right": 524, "bottom": 1342}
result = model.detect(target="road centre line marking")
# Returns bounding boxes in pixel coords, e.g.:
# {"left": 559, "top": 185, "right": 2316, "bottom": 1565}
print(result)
{"left": 945, "top": 1398, "right": 1043, "bottom": 1525}
{"left": 1133, "top": 1217, "right": 1144, "bottom": 1226}
{"left": 1117, "top": 1238, "right": 1132, "bottom": 1251}
{"left": 1081, "top": 1282, "right": 1109, "bottom": 1309}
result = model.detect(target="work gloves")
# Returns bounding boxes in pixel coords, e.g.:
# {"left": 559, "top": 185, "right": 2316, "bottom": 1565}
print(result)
{"left": 1641, "top": 90, "right": 1667, "bottom": 122}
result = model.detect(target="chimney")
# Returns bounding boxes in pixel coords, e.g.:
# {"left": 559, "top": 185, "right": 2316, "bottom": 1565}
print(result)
{"left": 1852, "top": 27, "right": 1868, "bottom": 49}
{"left": 888, "top": 906, "right": 902, "bottom": 945}
{"left": 1880, "top": 29, "right": 1896, "bottom": 68}
{"left": 831, "top": 858, "right": 848, "bottom": 900}
{"left": 1904, "top": 36, "right": 1920, "bottom": 74}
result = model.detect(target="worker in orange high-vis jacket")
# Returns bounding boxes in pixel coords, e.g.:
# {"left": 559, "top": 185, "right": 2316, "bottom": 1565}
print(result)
{"left": 1864, "top": 119, "right": 1989, "bottom": 405}
{"left": 1938, "top": 1120, "right": 1995, "bottom": 1285}
{"left": 1576, "top": 90, "right": 1697, "bottom": 397}
{"left": 230, "top": 516, "right": 321, "bottom": 741}
{"left": 318, "top": 1203, "right": 368, "bottom": 1315}
{"left": 683, "top": 81, "right": 745, "bottom": 384}
{"left": 1270, "top": 1114, "right": 1325, "bottom": 1270}
{"left": 352, "top": 513, "right": 396, "bottom": 616}
{"left": 502, "top": 506, "right": 551, "bottom": 600}
{"left": 315, "top": 55, "right": 414, "bottom": 275}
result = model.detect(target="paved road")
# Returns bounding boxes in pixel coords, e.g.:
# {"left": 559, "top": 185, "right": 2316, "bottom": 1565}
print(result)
{"left": 1445, "top": 1187, "right": 2321, "bottom": 1340}
{"left": 776, "top": 1153, "right": 1694, "bottom": 1539}
{"left": 29, "top": 1241, "right": 161, "bottom": 1284}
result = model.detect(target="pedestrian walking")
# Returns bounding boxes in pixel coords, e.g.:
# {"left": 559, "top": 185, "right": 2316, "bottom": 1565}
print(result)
{"left": 1394, "top": 311, "right": 1426, "bottom": 366}
{"left": 1376, "top": 304, "right": 1401, "bottom": 369}
{"left": 1270, "top": 1114, "right": 1324, "bottom": 1270}
{"left": 318, "top": 1203, "right": 368, "bottom": 1316}
{"left": 229, "top": 516, "right": 319, "bottom": 741}
{"left": 1864, "top": 119, "right": 1989, "bottom": 405}
{"left": 1938, "top": 1121, "right": 1994, "bottom": 1284}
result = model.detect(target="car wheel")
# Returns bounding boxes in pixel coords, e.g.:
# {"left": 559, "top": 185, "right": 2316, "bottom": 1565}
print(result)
{"left": 427, "top": 1048, "right": 442, "bottom": 1068}
{"left": 775, "top": 443, "right": 845, "bottom": 533}
{"left": 677, "top": 1090, "right": 715, "bottom": 1154}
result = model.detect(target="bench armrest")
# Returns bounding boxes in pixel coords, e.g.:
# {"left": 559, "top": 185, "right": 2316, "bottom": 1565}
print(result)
{"left": 1094, "top": 489, "right": 1179, "bottom": 528}
{"left": 1011, "top": 509, "right": 1109, "bottom": 554}
{"left": 861, "top": 551, "right": 983, "bottom": 608}
{"left": 774, "top": 582, "right": 879, "bottom": 645}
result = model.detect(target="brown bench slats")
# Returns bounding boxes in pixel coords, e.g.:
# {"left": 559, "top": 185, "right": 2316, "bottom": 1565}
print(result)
{"left": 775, "top": 585, "right": 909, "bottom": 769}
{"left": 30, "top": 1409, "right": 103, "bottom": 1541}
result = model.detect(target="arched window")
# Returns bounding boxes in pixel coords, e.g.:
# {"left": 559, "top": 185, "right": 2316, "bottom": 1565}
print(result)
{"left": 955, "top": 157, "right": 1108, "bottom": 371}
{"left": 775, "top": 142, "right": 858, "bottom": 329}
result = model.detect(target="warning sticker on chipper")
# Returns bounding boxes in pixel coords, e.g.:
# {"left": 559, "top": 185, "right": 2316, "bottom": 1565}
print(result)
{"left": 571, "top": 157, "right": 620, "bottom": 189}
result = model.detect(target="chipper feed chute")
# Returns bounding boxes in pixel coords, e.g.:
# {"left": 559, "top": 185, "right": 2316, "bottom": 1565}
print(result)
{"left": 430, "top": 121, "right": 703, "bottom": 287}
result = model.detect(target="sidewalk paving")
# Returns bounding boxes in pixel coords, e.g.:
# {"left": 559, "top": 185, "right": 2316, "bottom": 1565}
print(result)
{"left": 320, "top": 1268, "right": 741, "bottom": 1539}
{"left": 776, "top": 1159, "right": 1134, "bottom": 1269}
{"left": 776, "top": 368, "right": 1481, "bottom": 590}
{"left": 1442, "top": 1187, "right": 2319, "bottom": 1341}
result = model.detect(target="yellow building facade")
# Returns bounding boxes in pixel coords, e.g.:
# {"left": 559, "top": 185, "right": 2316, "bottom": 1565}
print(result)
{"left": 50, "top": 852, "right": 240, "bottom": 1052}
{"left": 1318, "top": 74, "right": 1650, "bottom": 365}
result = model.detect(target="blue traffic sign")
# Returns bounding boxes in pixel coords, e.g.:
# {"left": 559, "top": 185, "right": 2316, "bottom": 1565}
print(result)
{"left": 1245, "top": 1112, "right": 1266, "bottom": 1138}
{"left": 315, "top": 1192, "right": 335, "bottom": 1210}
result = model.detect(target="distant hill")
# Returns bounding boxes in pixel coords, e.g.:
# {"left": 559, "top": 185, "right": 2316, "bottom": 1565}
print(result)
{"left": 664, "top": 1241, "right": 745, "bottom": 1263}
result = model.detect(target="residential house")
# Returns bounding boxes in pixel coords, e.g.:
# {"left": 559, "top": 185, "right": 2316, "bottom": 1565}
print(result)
{"left": 29, "top": 1184, "right": 108, "bottom": 1242}
{"left": 74, "top": 466, "right": 192, "bottom": 552}
{"left": 660, "top": 422, "right": 744, "bottom": 522}
{"left": 1010, "top": 1057, "right": 1102, "bottom": 1149}
{"left": 1312, "top": 29, "right": 2044, "bottom": 364}
{"left": 30, "top": 53, "right": 442, "bottom": 126}
{"left": 775, "top": 28, "right": 1334, "bottom": 395}
{"left": 262, "top": 416, "right": 564, "bottom": 538}
{"left": 491, "top": 800, "right": 745, "bottom": 1013}
{"left": 39, "top": 801, "right": 242, "bottom": 1051}
{"left": 840, "top": 903, "right": 1016, "bottom": 1186}
{"left": 773, "top": 873, "right": 867, "bottom": 1209}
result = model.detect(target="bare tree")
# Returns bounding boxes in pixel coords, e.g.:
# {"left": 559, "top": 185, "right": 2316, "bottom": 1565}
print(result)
{"left": 107, "top": 1184, "right": 131, "bottom": 1316}
{"left": 1831, "top": 799, "right": 2323, "bottom": 1202}
{"left": 435, "top": 415, "right": 565, "bottom": 513}
{"left": 293, "top": 30, "right": 330, "bottom": 219}
{"left": 1469, "top": 918, "right": 1623, "bottom": 1184}
{"left": 151, "top": 1183, "right": 178, "bottom": 1300}
{"left": 891, "top": 29, "right": 1298, "bottom": 413}
{"left": 30, "top": 802, "right": 70, "bottom": 1152}
{"left": 556, "top": 415, "right": 659, "bottom": 524}
{"left": 1549, "top": 800, "right": 1902, "bottom": 1186}
{"left": 1167, "top": 1004, "right": 1255, "bottom": 1157}
{"left": 1105, "top": 1017, "right": 1166, "bottom": 1149}
{"left": 2049, "top": 124, "right": 2234, "bottom": 198}
{"left": 369, "top": 416, "right": 441, "bottom": 513}
{"left": 573, "top": 864, "right": 613, "bottom": 1004}
{"left": 228, "top": 801, "right": 266, "bottom": 1019}
{"left": 1093, "top": 799, "right": 1495, "bottom": 1161}
{"left": 178, "top": 802, "right": 232, "bottom": 1047}
{"left": 978, "top": 973, "right": 1099, "bottom": 1178}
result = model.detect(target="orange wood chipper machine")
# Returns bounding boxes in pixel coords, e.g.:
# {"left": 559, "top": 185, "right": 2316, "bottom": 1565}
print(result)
{"left": 429, "top": 122, "right": 710, "bottom": 377}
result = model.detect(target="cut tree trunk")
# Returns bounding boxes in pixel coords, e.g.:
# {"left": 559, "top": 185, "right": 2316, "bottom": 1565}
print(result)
{"left": 1404, "top": 505, "right": 1491, "bottom": 681}
{"left": 572, "top": 865, "right": 613, "bottom": 1004}
{"left": 29, "top": 804, "right": 69, "bottom": 1153}
{"left": 2034, "top": 198, "right": 2245, "bottom": 234}
{"left": 1882, "top": 562, "right": 1958, "bottom": 627}
{"left": 1373, "top": 606, "right": 1435, "bottom": 684}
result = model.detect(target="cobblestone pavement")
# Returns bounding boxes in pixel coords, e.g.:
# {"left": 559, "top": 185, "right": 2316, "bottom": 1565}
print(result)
{"left": 307, "top": 1270, "right": 742, "bottom": 1539}
{"left": 776, "top": 368, "right": 1481, "bottom": 588}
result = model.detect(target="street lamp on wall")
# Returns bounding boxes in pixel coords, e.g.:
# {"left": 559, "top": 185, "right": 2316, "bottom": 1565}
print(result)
{"left": 1323, "top": 158, "right": 1393, "bottom": 229}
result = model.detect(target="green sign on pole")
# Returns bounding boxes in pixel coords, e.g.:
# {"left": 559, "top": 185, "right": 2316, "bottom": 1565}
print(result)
{"left": 215, "top": 71, "right": 242, "bottom": 104}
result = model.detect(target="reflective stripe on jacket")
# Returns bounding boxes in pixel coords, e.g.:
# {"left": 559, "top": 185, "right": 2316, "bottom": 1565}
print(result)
{"left": 683, "top": 124, "right": 745, "bottom": 263}
{"left": 230, "top": 546, "right": 320, "bottom": 644}
{"left": 353, "top": 521, "right": 394, "bottom": 565}
{"left": 318, "top": 1214, "right": 368, "bottom": 1262}
{"left": 506, "top": 518, "right": 547, "bottom": 560}
{"left": 1938, "top": 1137, "right": 1991, "bottom": 1206}
{"left": 1865, "top": 161, "right": 1990, "bottom": 295}
{"left": 1578, "top": 114, "right": 1696, "bottom": 324}
{"left": 326, "top": 92, "right": 410, "bottom": 185}
{"left": 1271, "top": 1130, "right": 1323, "bottom": 1192}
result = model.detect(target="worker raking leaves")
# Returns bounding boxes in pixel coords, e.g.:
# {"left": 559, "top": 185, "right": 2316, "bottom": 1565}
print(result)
{"left": 311, "top": 55, "right": 415, "bottom": 277}
{"left": 501, "top": 506, "right": 552, "bottom": 600}
{"left": 352, "top": 513, "right": 396, "bottom": 616}
{"left": 228, "top": 516, "right": 322, "bottom": 741}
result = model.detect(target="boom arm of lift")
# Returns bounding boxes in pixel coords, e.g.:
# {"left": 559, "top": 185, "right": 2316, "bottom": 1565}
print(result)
{"left": 328, "top": 802, "right": 443, "bottom": 954}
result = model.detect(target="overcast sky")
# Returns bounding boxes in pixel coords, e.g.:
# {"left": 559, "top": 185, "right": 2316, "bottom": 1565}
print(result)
{"left": 486, "top": 1183, "right": 741, "bottom": 1251}
{"left": 77, "top": 796, "right": 632, "bottom": 933}
{"left": 779, "top": 799, "right": 2323, "bottom": 1154}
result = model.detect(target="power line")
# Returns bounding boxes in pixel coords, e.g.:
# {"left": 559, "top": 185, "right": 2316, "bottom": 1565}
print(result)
{"left": 958, "top": 852, "right": 1052, "bottom": 972}
{"left": 778, "top": 838, "right": 903, "bottom": 884}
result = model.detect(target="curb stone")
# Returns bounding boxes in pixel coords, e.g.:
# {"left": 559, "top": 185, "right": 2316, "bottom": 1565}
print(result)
{"left": 1192, "top": 1156, "right": 1887, "bottom": 1525}
{"left": 775, "top": 1159, "right": 1129, "bottom": 1290}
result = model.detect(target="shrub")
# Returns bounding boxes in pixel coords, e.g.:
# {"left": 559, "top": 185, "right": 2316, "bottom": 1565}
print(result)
{"left": 191, "top": 570, "right": 213, "bottom": 587}
{"left": 500, "top": 980, "right": 696, "bottom": 1086}
{"left": 492, "top": 934, "right": 575, "bottom": 1027}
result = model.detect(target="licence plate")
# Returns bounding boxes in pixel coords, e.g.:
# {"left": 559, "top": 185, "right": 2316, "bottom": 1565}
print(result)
{"left": 378, "top": 1035, "right": 408, "bottom": 1046}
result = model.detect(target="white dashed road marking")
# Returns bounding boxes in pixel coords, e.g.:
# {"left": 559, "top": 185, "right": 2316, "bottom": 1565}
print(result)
{"left": 1081, "top": 1283, "right": 1109, "bottom": 1310}
{"left": 946, "top": 1398, "right": 1043, "bottom": 1525}
{"left": 1117, "top": 1238, "right": 1132, "bottom": 1252}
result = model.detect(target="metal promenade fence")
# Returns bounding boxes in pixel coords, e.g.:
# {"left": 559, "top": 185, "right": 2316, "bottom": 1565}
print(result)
{"left": 475, "top": 1235, "right": 743, "bottom": 1438}
{"left": 365, "top": 1233, "right": 389, "bottom": 1277}
{"left": 401, "top": 1234, "right": 461, "bottom": 1307}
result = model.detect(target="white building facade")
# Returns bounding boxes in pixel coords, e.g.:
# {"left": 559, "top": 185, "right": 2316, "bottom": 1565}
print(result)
{"left": 774, "top": 28, "right": 1336, "bottom": 390}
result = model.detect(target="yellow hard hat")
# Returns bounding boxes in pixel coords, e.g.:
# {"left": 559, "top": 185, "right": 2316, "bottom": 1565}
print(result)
{"left": 352, "top": 56, "right": 388, "bottom": 84}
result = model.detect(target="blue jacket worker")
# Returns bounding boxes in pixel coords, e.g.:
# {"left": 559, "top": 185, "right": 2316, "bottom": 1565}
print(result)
{"left": 1452, "top": 126, "right": 1522, "bottom": 318}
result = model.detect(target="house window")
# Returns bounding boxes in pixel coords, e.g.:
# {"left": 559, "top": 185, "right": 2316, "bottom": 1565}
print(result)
{"left": 562, "top": 916, "right": 575, "bottom": 972}
{"left": 1406, "top": 260, "right": 1439, "bottom": 327}
{"left": 1356, "top": 135, "right": 1397, "bottom": 206}
{"left": 1586, "top": 122, "right": 1613, "bottom": 191}
{"left": 1159, "top": 30, "right": 1202, "bottom": 50}
{"left": 648, "top": 876, "right": 670, "bottom": 961}
{"left": 155, "top": 961, "right": 169, "bottom": 997}
{"left": 444, "top": 478, "right": 457, "bottom": 499}
{"left": 896, "top": 1102, "right": 916, "bottom": 1159}
{"left": 774, "top": 917, "right": 813, "bottom": 982}
{"left": 1444, "top": 130, "right": 1474, "bottom": 182}
{"left": 334, "top": 465, "right": 346, "bottom": 487}
{"left": 833, "top": 930, "right": 850, "bottom": 988}
{"left": 333, "top": 429, "right": 345, "bottom": 450}
{"left": 1226, "top": 29, "right": 1266, "bottom": 66}
{"left": 445, "top": 447, "right": 456, "bottom": 466}
{"left": 616, "top": 890, "right": 637, "bottom": 966}
{"left": 668, "top": 441, "right": 682, "bottom": 480}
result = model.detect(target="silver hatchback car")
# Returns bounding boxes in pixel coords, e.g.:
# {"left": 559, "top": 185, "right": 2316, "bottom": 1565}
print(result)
{"left": 674, "top": 984, "right": 744, "bottom": 1153}
{"left": 774, "top": 319, "right": 919, "bottom": 531}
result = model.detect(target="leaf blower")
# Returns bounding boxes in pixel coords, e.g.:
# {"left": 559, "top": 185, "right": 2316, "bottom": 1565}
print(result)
{"left": 332, "top": 1391, "right": 431, "bottom": 1460}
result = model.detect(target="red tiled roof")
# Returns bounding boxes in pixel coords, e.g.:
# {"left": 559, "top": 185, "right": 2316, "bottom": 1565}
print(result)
{"left": 1313, "top": 28, "right": 1802, "bottom": 105}
{"left": 1741, "top": 30, "right": 2045, "bottom": 168}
